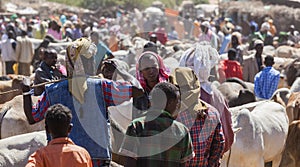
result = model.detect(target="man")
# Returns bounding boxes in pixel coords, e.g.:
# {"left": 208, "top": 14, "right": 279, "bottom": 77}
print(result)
{"left": 254, "top": 22, "right": 273, "bottom": 46}
{"left": 16, "top": 30, "right": 34, "bottom": 76}
{"left": 199, "top": 21, "right": 218, "bottom": 49}
{"left": 26, "top": 104, "right": 93, "bottom": 167}
{"left": 243, "top": 39, "right": 264, "bottom": 83}
{"left": 23, "top": 38, "right": 144, "bottom": 166}
{"left": 218, "top": 48, "right": 243, "bottom": 83}
{"left": 172, "top": 67, "right": 225, "bottom": 167}
{"left": 254, "top": 55, "right": 280, "bottom": 99}
{"left": 34, "top": 48, "right": 63, "bottom": 95}
{"left": 119, "top": 82, "right": 194, "bottom": 167}
{"left": 1, "top": 30, "right": 17, "bottom": 74}
{"left": 90, "top": 31, "right": 113, "bottom": 72}
{"left": 179, "top": 42, "right": 234, "bottom": 153}
{"left": 288, "top": 25, "right": 300, "bottom": 44}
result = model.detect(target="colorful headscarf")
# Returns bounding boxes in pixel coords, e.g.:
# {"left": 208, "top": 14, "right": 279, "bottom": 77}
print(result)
{"left": 66, "top": 38, "right": 97, "bottom": 103}
{"left": 136, "top": 51, "right": 169, "bottom": 92}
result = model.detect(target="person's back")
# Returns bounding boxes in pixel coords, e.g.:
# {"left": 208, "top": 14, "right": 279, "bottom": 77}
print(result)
{"left": 172, "top": 67, "right": 225, "bottom": 167}
{"left": 23, "top": 38, "right": 144, "bottom": 166}
{"left": 254, "top": 55, "right": 280, "bottom": 99}
{"left": 1, "top": 31, "right": 17, "bottom": 74}
{"left": 120, "top": 83, "right": 194, "bottom": 167}
{"left": 26, "top": 104, "right": 92, "bottom": 167}
{"left": 219, "top": 48, "right": 243, "bottom": 81}
{"left": 16, "top": 30, "right": 34, "bottom": 75}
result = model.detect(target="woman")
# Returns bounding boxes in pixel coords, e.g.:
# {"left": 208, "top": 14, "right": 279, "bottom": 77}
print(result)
{"left": 133, "top": 51, "right": 169, "bottom": 117}
{"left": 47, "top": 20, "right": 62, "bottom": 40}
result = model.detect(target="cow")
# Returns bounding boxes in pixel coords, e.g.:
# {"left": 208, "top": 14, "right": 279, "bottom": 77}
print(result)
{"left": 0, "top": 95, "right": 44, "bottom": 139}
{"left": 286, "top": 92, "right": 300, "bottom": 123}
{"left": 217, "top": 77, "right": 256, "bottom": 107}
{"left": 0, "top": 131, "right": 47, "bottom": 167}
{"left": 285, "top": 58, "right": 300, "bottom": 87}
{"left": 0, "top": 76, "right": 24, "bottom": 105}
{"left": 221, "top": 101, "right": 289, "bottom": 167}
{"left": 279, "top": 120, "right": 300, "bottom": 167}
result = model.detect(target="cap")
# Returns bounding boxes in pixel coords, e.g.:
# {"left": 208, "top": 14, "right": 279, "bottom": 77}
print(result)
{"left": 254, "top": 39, "right": 264, "bottom": 47}
{"left": 201, "top": 21, "right": 210, "bottom": 28}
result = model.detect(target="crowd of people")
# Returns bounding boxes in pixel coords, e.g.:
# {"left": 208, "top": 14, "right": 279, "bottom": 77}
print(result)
{"left": 0, "top": 5, "right": 298, "bottom": 167}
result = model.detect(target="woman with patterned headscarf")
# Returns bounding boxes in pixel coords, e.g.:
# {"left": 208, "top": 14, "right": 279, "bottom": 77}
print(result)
{"left": 179, "top": 41, "right": 234, "bottom": 153}
{"left": 23, "top": 38, "right": 144, "bottom": 166}
{"left": 133, "top": 51, "right": 169, "bottom": 117}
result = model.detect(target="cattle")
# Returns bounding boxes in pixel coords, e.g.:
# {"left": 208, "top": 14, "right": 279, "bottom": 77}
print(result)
{"left": 279, "top": 120, "right": 300, "bottom": 167}
{"left": 275, "top": 45, "right": 300, "bottom": 59}
{"left": 285, "top": 58, "right": 300, "bottom": 87}
{"left": 217, "top": 77, "right": 256, "bottom": 107}
{"left": 0, "top": 131, "right": 47, "bottom": 167}
{"left": 0, "top": 76, "right": 23, "bottom": 105}
{"left": 0, "top": 95, "right": 44, "bottom": 139}
{"left": 221, "top": 101, "right": 289, "bottom": 167}
{"left": 270, "top": 88, "right": 291, "bottom": 107}
{"left": 286, "top": 92, "right": 300, "bottom": 123}
{"left": 290, "top": 77, "right": 300, "bottom": 93}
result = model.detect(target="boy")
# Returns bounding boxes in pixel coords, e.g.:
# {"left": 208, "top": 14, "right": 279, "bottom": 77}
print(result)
{"left": 26, "top": 104, "right": 93, "bottom": 167}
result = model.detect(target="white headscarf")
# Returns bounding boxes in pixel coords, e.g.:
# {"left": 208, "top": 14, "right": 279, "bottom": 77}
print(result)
{"left": 179, "top": 41, "right": 219, "bottom": 83}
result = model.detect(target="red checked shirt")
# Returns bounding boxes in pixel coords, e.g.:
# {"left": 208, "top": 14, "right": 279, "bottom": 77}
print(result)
{"left": 176, "top": 103, "right": 225, "bottom": 167}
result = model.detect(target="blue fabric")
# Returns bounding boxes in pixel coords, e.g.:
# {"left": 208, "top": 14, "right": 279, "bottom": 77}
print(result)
{"left": 219, "top": 34, "right": 232, "bottom": 54}
{"left": 46, "top": 79, "right": 111, "bottom": 161}
{"left": 95, "top": 42, "right": 112, "bottom": 70}
{"left": 254, "top": 67, "right": 280, "bottom": 99}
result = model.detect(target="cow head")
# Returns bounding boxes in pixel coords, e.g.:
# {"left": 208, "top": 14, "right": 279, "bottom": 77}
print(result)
{"left": 285, "top": 58, "right": 300, "bottom": 86}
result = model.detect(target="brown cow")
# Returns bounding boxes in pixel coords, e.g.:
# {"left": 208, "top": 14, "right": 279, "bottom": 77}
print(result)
{"left": 279, "top": 120, "right": 300, "bottom": 167}
{"left": 286, "top": 92, "right": 300, "bottom": 123}
{"left": 0, "top": 76, "right": 23, "bottom": 104}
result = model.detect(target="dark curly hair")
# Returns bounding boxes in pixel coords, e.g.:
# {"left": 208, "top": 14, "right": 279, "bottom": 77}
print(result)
{"left": 45, "top": 104, "right": 72, "bottom": 137}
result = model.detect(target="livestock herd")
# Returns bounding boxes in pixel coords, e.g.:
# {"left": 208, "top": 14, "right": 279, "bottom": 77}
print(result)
{"left": 0, "top": 38, "right": 299, "bottom": 167}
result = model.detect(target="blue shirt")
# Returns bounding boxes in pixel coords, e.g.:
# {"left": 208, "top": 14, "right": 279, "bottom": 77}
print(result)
{"left": 219, "top": 34, "right": 231, "bottom": 54}
{"left": 254, "top": 67, "right": 280, "bottom": 99}
{"left": 95, "top": 41, "right": 112, "bottom": 70}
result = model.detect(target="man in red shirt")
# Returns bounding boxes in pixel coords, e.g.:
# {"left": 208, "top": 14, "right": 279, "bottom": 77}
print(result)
{"left": 218, "top": 48, "right": 243, "bottom": 83}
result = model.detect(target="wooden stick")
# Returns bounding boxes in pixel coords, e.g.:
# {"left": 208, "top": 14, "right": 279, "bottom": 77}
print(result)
{"left": 0, "top": 89, "right": 21, "bottom": 95}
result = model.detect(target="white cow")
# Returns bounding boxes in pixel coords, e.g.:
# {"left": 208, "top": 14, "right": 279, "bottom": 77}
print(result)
{"left": 221, "top": 101, "right": 289, "bottom": 167}
{"left": 0, "top": 131, "right": 47, "bottom": 167}
{"left": 0, "top": 95, "right": 44, "bottom": 139}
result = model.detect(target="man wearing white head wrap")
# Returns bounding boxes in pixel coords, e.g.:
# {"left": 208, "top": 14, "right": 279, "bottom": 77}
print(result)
{"left": 179, "top": 41, "right": 234, "bottom": 153}
{"left": 199, "top": 21, "right": 219, "bottom": 49}
{"left": 253, "top": 22, "right": 273, "bottom": 46}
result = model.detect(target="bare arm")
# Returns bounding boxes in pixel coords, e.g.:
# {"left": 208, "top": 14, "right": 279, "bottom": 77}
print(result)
{"left": 22, "top": 85, "right": 36, "bottom": 124}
